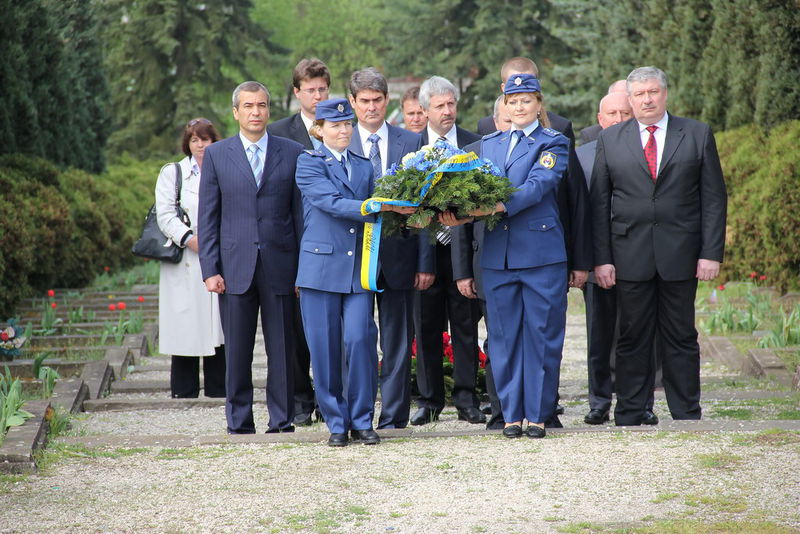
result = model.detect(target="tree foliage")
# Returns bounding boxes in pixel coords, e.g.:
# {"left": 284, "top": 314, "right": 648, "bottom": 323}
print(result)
{"left": 97, "top": 0, "right": 286, "bottom": 158}
{"left": 0, "top": 0, "right": 108, "bottom": 172}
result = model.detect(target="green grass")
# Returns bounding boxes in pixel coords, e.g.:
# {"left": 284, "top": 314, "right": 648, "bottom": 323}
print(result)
{"left": 651, "top": 492, "right": 680, "bottom": 504}
{"left": 694, "top": 452, "right": 743, "bottom": 469}
{"left": 560, "top": 519, "right": 794, "bottom": 533}
{"left": 732, "top": 429, "right": 800, "bottom": 447}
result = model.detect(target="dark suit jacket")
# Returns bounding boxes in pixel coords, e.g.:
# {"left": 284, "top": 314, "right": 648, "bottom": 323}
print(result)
{"left": 450, "top": 140, "right": 485, "bottom": 297}
{"left": 349, "top": 123, "right": 423, "bottom": 290}
{"left": 418, "top": 125, "right": 481, "bottom": 274}
{"left": 267, "top": 113, "right": 314, "bottom": 150}
{"left": 590, "top": 114, "right": 727, "bottom": 281}
{"left": 579, "top": 124, "right": 602, "bottom": 145}
{"left": 477, "top": 111, "right": 592, "bottom": 271}
{"left": 198, "top": 134, "right": 305, "bottom": 295}
{"left": 575, "top": 140, "right": 596, "bottom": 190}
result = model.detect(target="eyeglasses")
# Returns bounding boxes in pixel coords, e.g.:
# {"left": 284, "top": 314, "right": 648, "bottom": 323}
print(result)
{"left": 188, "top": 118, "right": 212, "bottom": 126}
{"left": 299, "top": 87, "right": 329, "bottom": 96}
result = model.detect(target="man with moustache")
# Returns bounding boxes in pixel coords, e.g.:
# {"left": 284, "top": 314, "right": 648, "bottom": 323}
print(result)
{"left": 411, "top": 75, "right": 485, "bottom": 426}
{"left": 591, "top": 66, "right": 727, "bottom": 425}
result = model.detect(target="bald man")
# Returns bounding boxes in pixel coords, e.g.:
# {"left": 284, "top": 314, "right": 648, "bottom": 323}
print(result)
{"left": 579, "top": 80, "right": 627, "bottom": 145}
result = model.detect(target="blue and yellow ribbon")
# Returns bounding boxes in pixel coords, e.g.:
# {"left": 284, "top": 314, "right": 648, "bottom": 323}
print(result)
{"left": 359, "top": 151, "right": 483, "bottom": 291}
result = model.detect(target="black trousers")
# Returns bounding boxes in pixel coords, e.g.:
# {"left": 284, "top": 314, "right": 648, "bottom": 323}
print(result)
{"left": 615, "top": 276, "right": 700, "bottom": 425}
{"left": 413, "top": 243, "right": 481, "bottom": 410}
{"left": 170, "top": 345, "right": 226, "bottom": 398}
{"left": 291, "top": 297, "right": 316, "bottom": 417}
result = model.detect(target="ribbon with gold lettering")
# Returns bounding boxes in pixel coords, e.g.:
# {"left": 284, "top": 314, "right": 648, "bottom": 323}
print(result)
{"left": 359, "top": 152, "right": 482, "bottom": 291}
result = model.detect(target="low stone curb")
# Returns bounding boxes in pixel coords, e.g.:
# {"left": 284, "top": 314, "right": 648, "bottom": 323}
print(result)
{"left": 57, "top": 419, "right": 800, "bottom": 450}
{"left": 80, "top": 360, "right": 113, "bottom": 399}
{"left": 702, "top": 334, "right": 798, "bottom": 390}
{"left": 105, "top": 346, "right": 133, "bottom": 380}
{"left": 0, "top": 400, "right": 51, "bottom": 474}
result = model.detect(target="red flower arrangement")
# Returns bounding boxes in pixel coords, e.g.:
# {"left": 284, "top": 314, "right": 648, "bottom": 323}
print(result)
{"left": 410, "top": 332, "right": 487, "bottom": 369}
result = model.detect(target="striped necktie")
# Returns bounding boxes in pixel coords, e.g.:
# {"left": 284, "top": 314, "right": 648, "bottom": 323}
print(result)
{"left": 248, "top": 144, "right": 263, "bottom": 186}
{"left": 367, "top": 133, "right": 382, "bottom": 179}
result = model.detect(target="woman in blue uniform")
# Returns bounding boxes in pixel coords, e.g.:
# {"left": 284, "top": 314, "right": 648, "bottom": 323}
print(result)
{"left": 449, "top": 74, "right": 569, "bottom": 438}
{"left": 295, "top": 98, "right": 414, "bottom": 447}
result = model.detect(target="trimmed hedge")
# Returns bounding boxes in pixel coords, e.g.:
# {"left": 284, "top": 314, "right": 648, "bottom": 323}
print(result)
{"left": 716, "top": 120, "right": 800, "bottom": 293}
{"left": 0, "top": 154, "right": 163, "bottom": 315}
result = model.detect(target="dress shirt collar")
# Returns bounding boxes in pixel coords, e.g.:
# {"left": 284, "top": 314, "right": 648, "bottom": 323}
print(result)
{"left": 189, "top": 156, "right": 200, "bottom": 176}
{"left": 299, "top": 111, "right": 315, "bottom": 133}
{"left": 357, "top": 121, "right": 389, "bottom": 150}
{"left": 637, "top": 113, "right": 669, "bottom": 134}
{"left": 510, "top": 119, "right": 539, "bottom": 138}
{"left": 239, "top": 132, "right": 268, "bottom": 155}
{"left": 325, "top": 145, "right": 347, "bottom": 162}
{"left": 427, "top": 124, "right": 457, "bottom": 147}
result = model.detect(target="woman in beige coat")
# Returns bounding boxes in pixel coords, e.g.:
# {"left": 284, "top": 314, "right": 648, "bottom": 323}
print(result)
{"left": 156, "top": 118, "right": 225, "bottom": 398}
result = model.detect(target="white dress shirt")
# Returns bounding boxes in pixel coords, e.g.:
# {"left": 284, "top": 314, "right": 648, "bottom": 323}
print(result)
{"left": 427, "top": 124, "right": 458, "bottom": 148}
{"left": 357, "top": 122, "right": 389, "bottom": 175}
{"left": 239, "top": 132, "right": 269, "bottom": 160}
{"left": 637, "top": 113, "right": 669, "bottom": 175}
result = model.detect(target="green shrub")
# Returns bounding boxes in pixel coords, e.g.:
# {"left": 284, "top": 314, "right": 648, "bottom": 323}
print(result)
{"left": 0, "top": 154, "right": 163, "bottom": 316}
{"left": 717, "top": 120, "right": 800, "bottom": 293}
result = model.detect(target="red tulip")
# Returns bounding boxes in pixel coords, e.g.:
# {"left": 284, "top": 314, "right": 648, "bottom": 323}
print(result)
{"left": 47, "top": 289, "right": 55, "bottom": 297}
{"left": 137, "top": 296, "right": 145, "bottom": 303}
{"left": 104, "top": 266, "right": 110, "bottom": 272}
{"left": 717, "top": 284, "right": 725, "bottom": 290}
{"left": 117, "top": 302, "right": 127, "bottom": 310}
{"left": 108, "top": 304, "right": 116, "bottom": 311}
{"left": 0, "top": 332, "right": 8, "bottom": 341}
{"left": 749, "top": 271, "right": 758, "bottom": 279}
{"left": 759, "top": 275, "right": 767, "bottom": 281}
{"left": 51, "top": 302, "right": 57, "bottom": 309}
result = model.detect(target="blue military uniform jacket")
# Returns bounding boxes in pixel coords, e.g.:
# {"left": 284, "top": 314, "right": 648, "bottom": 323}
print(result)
{"left": 295, "top": 145, "right": 376, "bottom": 294}
{"left": 480, "top": 124, "right": 569, "bottom": 270}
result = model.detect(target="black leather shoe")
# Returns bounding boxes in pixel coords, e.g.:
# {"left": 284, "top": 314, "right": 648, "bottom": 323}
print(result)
{"left": 502, "top": 424, "right": 523, "bottom": 438}
{"left": 486, "top": 419, "right": 505, "bottom": 430}
{"left": 410, "top": 407, "right": 441, "bottom": 426}
{"left": 641, "top": 410, "right": 659, "bottom": 425}
{"left": 555, "top": 404, "right": 565, "bottom": 415}
{"left": 265, "top": 425, "right": 295, "bottom": 433}
{"left": 457, "top": 406, "right": 487, "bottom": 424}
{"left": 584, "top": 409, "right": 610, "bottom": 425}
{"left": 350, "top": 429, "right": 380, "bottom": 445}
{"left": 328, "top": 433, "right": 348, "bottom": 447}
{"left": 544, "top": 415, "right": 563, "bottom": 428}
{"left": 479, "top": 402, "right": 492, "bottom": 415}
{"left": 526, "top": 425, "right": 546, "bottom": 439}
{"left": 293, "top": 413, "right": 313, "bottom": 426}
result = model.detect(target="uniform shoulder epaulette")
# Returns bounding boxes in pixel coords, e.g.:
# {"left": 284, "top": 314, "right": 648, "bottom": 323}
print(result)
{"left": 304, "top": 149, "right": 324, "bottom": 156}
{"left": 541, "top": 127, "right": 561, "bottom": 138}
{"left": 482, "top": 130, "right": 503, "bottom": 140}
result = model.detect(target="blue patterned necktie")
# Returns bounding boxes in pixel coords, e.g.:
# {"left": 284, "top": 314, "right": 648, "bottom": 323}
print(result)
{"left": 248, "top": 144, "right": 263, "bottom": 186}
{"left": 367, "top": 133, "right": 382, "bottom": 179}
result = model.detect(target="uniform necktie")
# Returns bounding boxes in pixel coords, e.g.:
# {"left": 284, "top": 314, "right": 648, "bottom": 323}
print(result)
{"left": 340, "top": 156, "right": 349, "bottom": 181}
{"left": 505, "top": 130, "right": 525, "bottom": 168}
{"left": 248, "top": 144, "right": 263, "bottom": 186}
{"left": 644, "top": 125, "right": 658, "bottom": 182}
{"left": 367, "top": 133, "right": 382, "bottom": 179}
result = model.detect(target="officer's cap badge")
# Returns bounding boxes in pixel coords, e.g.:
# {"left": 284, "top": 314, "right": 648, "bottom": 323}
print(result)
{"left": 514, "top": 77, "right": 522, "bottom": 86}
{"left": 337, "top": 103, "right": 344, "bottom": 112}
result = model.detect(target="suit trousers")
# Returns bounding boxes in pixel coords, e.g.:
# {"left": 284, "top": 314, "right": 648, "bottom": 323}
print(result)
{"left": 291, "top": 298, "right": 316, "bottom": 417}
{"left": 584, "top": 282, "right": 617, "bottom": 412}
{"left": 170, "top": 346, "right": 226, "bottom": 398}
{"left": 615, "top": 276, "right": 701, "bottom": 425}
{"left": 219, "top": 257, "right": 296, "bottom": 434}
{"left": 483, "top": 262, "right": 567, "bottom": 424}
{"left": 376, "top": 286, "right": 414, "bottom": 429}
{"left": 413, "top": 243, "right": 481, "bottom": 411}
{"left": 300, "top": 288, "right": 378, "bottom": 435}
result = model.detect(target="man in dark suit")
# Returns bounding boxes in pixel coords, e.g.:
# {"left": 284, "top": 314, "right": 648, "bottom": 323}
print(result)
{"left": 591, "top": 66, "right": 727, "bottom": 426}
{"left": 578, "top": 80, "right": 627, "bottom": 145}
{"left": 345, "top": 67, "right": 423, "bottom": 429}
{"left": 266, "top": 58, "right": 330, "bottom": 426}
{"left": 400, "top": 86, "right": 427, "bottom": 134}
{"left": 577, "top": 90, "right": 661, "bottom": 426}
{"left": 411, "top": 75, "right": 485, "bottom": 426}
{"left": 198, "top": 81, "right": 304, "bottom": 434}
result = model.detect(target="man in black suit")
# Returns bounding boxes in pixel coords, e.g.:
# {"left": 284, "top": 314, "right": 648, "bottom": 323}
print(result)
{"left": 345, "top": 67, "right": 424, "bottom": 429}
{"left": 199, "top": 81, "right": 304, "bottom": 434}
{"left": 266, "top": 58, "right": 331, "bottom": 426}
{"left": 411, "top": 75, "right": 485, "bottom": 426}
{"left": 577, "top": 90, "right": 658, "bottom": 426}
{"left": 591, "top": 66, "right": 727, "bottom": 426}
{"left": 578, "top": 80, "right": 627, "bottom": 145}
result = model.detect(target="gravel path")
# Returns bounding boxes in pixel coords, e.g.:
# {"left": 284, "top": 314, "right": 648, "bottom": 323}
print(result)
{"left": 2, "top": 432, "right": 799, "bottom": 532}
